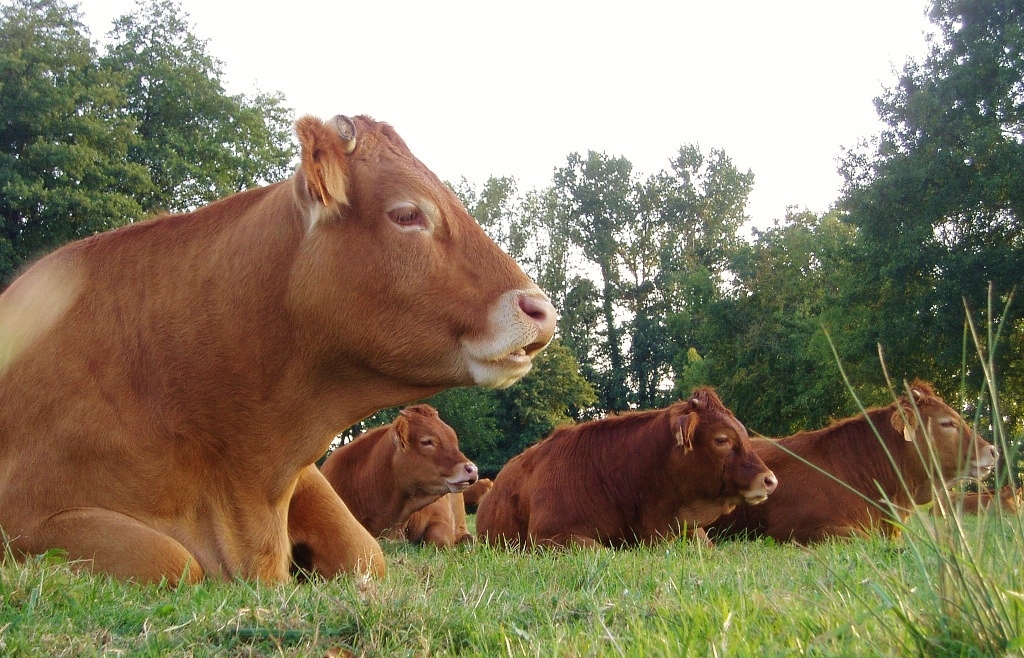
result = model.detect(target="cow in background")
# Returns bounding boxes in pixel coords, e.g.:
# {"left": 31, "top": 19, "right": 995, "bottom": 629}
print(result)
{"left": 707, "top": 381, "right": 999, "bottom": 543}
{"left": 0, "top": 114, "right": 555, "bottom": 584}
{"left": 320, "top": 405, "right": 477, "bottom": 542}
{"left": 476, "top": 388, "right": 777, "bottom": 548}
{"left": 936, "top": 485, "right": 1021, "bottom": 515}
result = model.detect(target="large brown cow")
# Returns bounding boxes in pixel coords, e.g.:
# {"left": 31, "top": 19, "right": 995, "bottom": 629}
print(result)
{"left": 401, "top": 478, "right": 493, "bottom": 548}
{"left": 320, "top": 404, "right": 478, "bottom": 539}
{"left": 0, "top": 114, "right": 556, "bottom": 584}
{"left": 706, "top": 381, "right": 999, "bottom": 544}
{"left": 476, "top": 388, "right": 778, "bottom": 548}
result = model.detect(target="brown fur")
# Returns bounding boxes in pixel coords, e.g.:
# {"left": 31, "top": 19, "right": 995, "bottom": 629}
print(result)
{"left": 320, "top": 405, "right": 477, "bottom": 538}
{"left": 941, "top": 485, "right": 1021, "bottom": 515}
{"left": 401, "top": 493, "right": 473, "bottom": 548}
{"left": 707, "top": 381, "right": 999, "bottom": 543}
{"left": 399, "top": 479, "right": 492, "bottom": 548}
{"left": 462, "top": 478, "right": 494, "bottom": 508}
{"left": 0, "top": 115, "right": 554, "bottom": 584}
{"left": 476, "top": 388, "right": 777, "bottom": 548}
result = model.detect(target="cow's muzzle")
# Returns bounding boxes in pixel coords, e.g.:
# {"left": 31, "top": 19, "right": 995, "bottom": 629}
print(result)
{"left": 743, "top": 470, "right": 778, "bottom": 505}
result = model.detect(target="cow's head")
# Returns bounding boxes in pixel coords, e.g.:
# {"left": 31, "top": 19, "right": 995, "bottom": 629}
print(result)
{"left": 389, "top": 405, "right": 478, "bottom": 496}
{"left": 890, "top": 380, "right": 998, "bottom": 493}
{"left": 288, "top": 115, "right": 556, "bottom": 403}
{"left": 670, "top": 388, "right": 777, "bottom": 507}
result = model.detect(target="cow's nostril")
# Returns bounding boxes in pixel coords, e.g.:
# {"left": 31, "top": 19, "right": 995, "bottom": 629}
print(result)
{"left": 764, "top": 473, "right": 778, "bottom": 493}
{"left": 518, "top": 292, "right": 556, "bottom": 342}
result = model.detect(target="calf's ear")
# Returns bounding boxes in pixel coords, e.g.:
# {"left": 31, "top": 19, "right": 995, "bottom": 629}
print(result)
{"left": 672, "top": 412, "right": 698, "bottom": 454}
{"left": 295, "top": 114, "right": 357, "bottom": 209}
{"left": 391, "top": 413, "right": 411, "bottom": 450}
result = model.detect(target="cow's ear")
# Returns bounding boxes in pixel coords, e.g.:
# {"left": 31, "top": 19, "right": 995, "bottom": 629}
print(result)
{"left": 673, "top": 412, "right": 698, "bottom": 454}
{"left": 391, "top": 412, "right": 411, "bottom": 450}
{"left": 295, "top": 114, "right": 357, "bottom": 210}
{"left": 891, "top": 405, "right": 918, "bottom": 442}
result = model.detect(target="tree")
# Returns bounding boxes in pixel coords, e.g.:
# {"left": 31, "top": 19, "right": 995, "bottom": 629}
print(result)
{"left": 649, "top": 145, "right": 755, "bottom": 409}
{"left": 839, "top": 0, "right": 1024, "bottom": 404}
{"left": 0, "top": 0, "right": 148, "bottom": 285}
{"left": 553, "top": 151, "right": 638, "bottom": 412}
{"left": 103, "top": 0, "right": 294, "bottom": 213}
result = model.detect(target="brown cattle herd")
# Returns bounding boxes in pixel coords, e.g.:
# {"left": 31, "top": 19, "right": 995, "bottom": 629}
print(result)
{"left": 0, "top": 113, "right": 1015, "bottom": 586}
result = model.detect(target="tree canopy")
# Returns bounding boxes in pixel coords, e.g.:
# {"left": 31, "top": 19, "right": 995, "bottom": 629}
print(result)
{"left": 0, "top": 0, "right": 294, "bottom": 285}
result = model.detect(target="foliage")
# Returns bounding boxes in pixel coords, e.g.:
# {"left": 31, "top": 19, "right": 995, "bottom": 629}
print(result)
{"left": 103, "top": 0, "right": 295, "bottom": 214}
{"left": 543, "top": 145, "right": 755, "bottom": 414}
{"left": 0, "top": 0, "right": 148, "bottom": 285}
{"left": 671, "top": 209, "right": 872, "bottom": 435}
{"left": 838, "top": 0, "right": 1024, "bottom": 413}
{"left": 0, "top": 0, "right": 294, "bottom": 286}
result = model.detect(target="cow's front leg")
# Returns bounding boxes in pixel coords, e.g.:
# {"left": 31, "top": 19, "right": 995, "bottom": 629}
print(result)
{"left": 288, "top": 465, "right": 385, "bottom": 579}
{"left": 13, "top": 508, "right": 204, "bottom": 585}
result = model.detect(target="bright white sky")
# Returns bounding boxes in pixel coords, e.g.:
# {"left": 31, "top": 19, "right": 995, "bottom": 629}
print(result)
{"left": 79, "top": 0, "right": 936, "bottom": 230}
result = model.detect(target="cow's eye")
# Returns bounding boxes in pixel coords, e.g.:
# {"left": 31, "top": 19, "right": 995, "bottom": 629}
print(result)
{"left": 940, "top": 420, "right": 956, "bottom": 429}
{"left": 713, "top": 436, "right": 730, "bottom": 447}
{"left": 387, "top": 203, "right": 427, "bottom": 229}
{"left": 419, "top": 437, "right": 434, "bottom": 447}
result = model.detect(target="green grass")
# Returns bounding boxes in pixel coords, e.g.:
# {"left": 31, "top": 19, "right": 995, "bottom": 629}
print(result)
{"left": 3, "top": 514, "right": 1021, "bottom": 657}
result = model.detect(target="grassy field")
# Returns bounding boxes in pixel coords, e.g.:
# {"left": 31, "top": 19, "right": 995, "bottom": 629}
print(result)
{"left": 2, "top": 508, "right": 1023, "bottom": 657}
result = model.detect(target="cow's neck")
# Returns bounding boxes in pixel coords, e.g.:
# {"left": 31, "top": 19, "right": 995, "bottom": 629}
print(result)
{"left": 807, "top": 407, "right": 919, "bottom": 509}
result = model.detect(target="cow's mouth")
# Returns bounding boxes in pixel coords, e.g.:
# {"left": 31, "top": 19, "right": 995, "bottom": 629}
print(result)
{"left": 744, "top": 493, "right": 770, "bottom": 505}
{"left": 970, "top": 463, "right": 996, "bottom": 479}
{"left": 504, "top": 348, "right": 530, "bottom": 364}
{"left": 446, "top": 476, "right": 478, "bottom": 493}
{"left": 461, "top": 288, "right": 556, "bottom": 389}
{"left": 464, "top": 347, "right": 536, "bottom": 389}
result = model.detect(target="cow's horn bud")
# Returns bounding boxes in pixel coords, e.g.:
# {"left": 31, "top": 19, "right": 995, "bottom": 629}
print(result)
{"left": 330, "top": 115, "right": 357, "bottom": 154}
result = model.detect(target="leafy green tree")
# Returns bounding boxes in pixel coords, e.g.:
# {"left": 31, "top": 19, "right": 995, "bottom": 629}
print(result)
{"left": 674, "top": 210, "right": 872, "bottom": 436}
{"left": 422, "top": 387, "right": 501, "bottom": 471}
{"left": 839, "top": 0, "right": 1024, "bottom": 402}
{"left": 103, "top": 0, "right": 294, "bottom": 213}
{"left": 553, "top": 151, "right": 638, "bottom": 412}
{"left": 648, "top": 146, "right": 755, "bottom": 409}
{"left": 0, "top": 0, "right": 148, "bottom": 284}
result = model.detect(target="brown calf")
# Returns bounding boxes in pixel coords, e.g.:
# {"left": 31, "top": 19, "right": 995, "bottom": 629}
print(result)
{"left": 707, "top": 381, "right": 999, "bottom": 543}
{"left": 320, "top": 405, "right": 477, "bottom": 539}
{"left": 0, "top": 115, "right": 555, "bottom": 583}
{"left": 476, "top": 388, "right": 777, "bottom": 548}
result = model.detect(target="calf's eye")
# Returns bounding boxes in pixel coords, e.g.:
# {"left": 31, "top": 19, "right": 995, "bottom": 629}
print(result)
{"left": 713, "top": 436, "right": 730, "bottom": 447}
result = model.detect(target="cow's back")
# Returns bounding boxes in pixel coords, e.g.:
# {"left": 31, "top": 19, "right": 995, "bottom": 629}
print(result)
{"left": 475, "top": 446, "right": 541, "bottom": 546}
